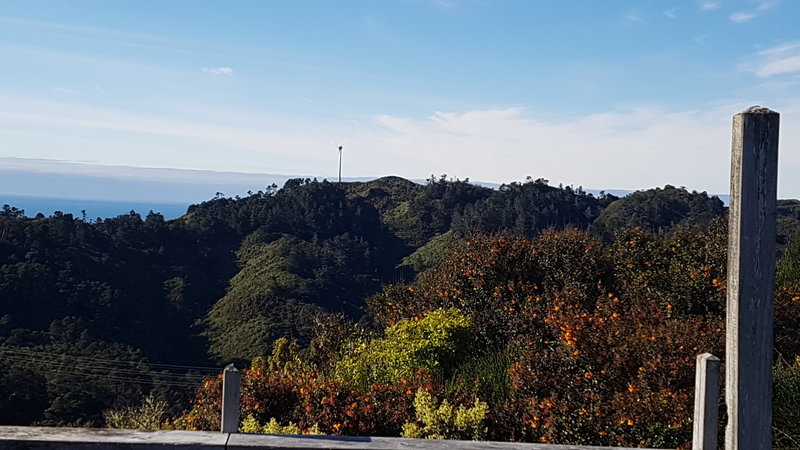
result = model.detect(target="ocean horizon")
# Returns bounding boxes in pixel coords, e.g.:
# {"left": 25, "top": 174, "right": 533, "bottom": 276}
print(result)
{"left": 2, "top": 195, "right": 190, "bottom": 221}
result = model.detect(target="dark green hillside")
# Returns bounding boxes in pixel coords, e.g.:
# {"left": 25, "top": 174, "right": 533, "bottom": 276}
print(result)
{"left": 346, "top": 175, "right": 492, "bottom": 247}
{"left": 204, "top": 232, "right": 396, "bottom": 362}
{"left": 0, "top": 178, "right": 736, "bottom": 425}
{"left": 453, "top": 178, "right": 617, "bottom": 236}
{"left": 0, "top": 209, "right": 230, "bottom": 364}
{"left": 589, "top": 185, "right": 725, "bottom": 240}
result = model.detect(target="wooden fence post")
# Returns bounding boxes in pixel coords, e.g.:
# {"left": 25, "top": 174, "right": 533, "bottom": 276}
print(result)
{"left": 725, "top": 106, "right": 779, "bottom": 450}
{"left": 692, "top": 353, "right": 721, "bottom": 450}
{"left": 221, "top": 364, "right": 241, "bottom": 433}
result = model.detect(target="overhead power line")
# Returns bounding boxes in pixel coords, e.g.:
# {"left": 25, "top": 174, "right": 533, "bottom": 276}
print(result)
{"left": 0, "top": 347, "right": 223, "bottom": 373}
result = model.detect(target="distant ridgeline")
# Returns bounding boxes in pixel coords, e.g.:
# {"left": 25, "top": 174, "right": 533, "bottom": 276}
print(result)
{"left": 0, "top": 196, "right": 190, "bottom": 221}
{"left": 1, "top": 175, "right": 796, "bottom": 427}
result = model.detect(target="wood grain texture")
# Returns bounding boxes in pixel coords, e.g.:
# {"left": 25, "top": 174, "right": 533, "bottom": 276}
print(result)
{"left": 0, "top": 426, "right": 228, "bottom": 449}
{"left": 692, "top": 353, "right": 720, "bottom": 450}
{"left": 222, "top": 364, "right": 242, "bottom": 434}
{"left": 725, "top": 107, "right": 779, "bottom": 450}
{"left": 227, "top": 433, "right": 654, "bottom": 449}
{"left": 0, "top": 426, "right": 658, "bottom": 450}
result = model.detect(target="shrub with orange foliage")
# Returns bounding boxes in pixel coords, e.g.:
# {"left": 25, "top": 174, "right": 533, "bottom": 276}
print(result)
{"left": 504, "top": 291, "right": 723, "bottom": 447}
{"left": 367, "top": 224, "right": 730, "bottom": 447}
{"left": 173, "top": 222, "right": 800, "bottom": 448}
{"left": 367, "top": 228, "right": 612, "bottom": 348}
{"left": 170, "top": 363, "right": 427, "bottom": 436}
{"left": 166, "top": 375, "right": 223, "bottom": 431}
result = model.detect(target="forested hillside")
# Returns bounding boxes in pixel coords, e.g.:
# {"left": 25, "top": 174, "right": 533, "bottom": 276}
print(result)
{"left": 0, "top": 175, "right": 777, "bottom": 430}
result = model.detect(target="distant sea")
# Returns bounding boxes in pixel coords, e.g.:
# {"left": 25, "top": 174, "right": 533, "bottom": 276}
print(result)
{"left": 2, "top": 196, "right": 189, "bottom": 220}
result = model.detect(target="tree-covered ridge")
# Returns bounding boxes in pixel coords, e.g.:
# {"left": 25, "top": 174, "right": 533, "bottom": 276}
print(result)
{"left": 589, "top": 185, "right": 726, "bottom": 240}
{"left": 0, "top": 177, "right": 731, "bottom": 427}
{"left": 453, "top": 178, "right": 618, "bottom": 237}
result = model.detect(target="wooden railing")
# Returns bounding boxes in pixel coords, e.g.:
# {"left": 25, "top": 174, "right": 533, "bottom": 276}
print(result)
{"left": 0, "top": 426, "right": 654, "bottom": 450}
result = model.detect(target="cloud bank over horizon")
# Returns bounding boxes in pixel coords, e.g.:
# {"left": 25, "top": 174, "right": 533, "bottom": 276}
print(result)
{"left": 3, "top": 98, "right": 799, "bottom": 198}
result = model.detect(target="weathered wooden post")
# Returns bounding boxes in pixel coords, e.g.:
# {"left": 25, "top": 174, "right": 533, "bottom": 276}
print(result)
{"left": 221, "top": 364, "right": 241, "bottom": 433}
{"left": 726, "top": 106, "right": 779, "bottom": 450}
{"left": 692, "top": 353, "right": 721, "bottom": 450}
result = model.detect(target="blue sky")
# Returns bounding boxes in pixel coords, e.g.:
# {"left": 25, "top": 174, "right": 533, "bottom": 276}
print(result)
{"left": 2, "top": 0, "right": 800, "bottom": 198}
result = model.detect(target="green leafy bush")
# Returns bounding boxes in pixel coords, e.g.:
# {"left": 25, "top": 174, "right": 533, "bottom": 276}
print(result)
{"left": 103, "top": 395, "right": 167, "bottom": 430}
{"left": 402, "top": 388, "right": 488, "bottom": 440}
{"left": 443, "top": 349, "right": 512, "bottom": 403}
{"left": 335, "top": 308, "right": 474, "bottom": 387}
{"left": 240, "top": 415, "right": 321, "bottom": 435}
{"left": 774, "top": 357, "right": 800, "bottom": 449}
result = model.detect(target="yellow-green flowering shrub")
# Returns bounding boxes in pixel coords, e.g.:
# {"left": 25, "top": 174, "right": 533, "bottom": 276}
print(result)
{"left": 240, "top": 415, "right": 321, "bottom": 435}
{"left": 402, "top": 388, "right": 488, "bottom": 440}
{"left": 335, "top": 308, "right": 474, "bottom": 387}
{"left": 103, "top": 395, "right": 167, "bottom": 430}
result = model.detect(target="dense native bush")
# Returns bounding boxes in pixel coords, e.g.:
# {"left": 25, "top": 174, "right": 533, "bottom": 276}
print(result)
{"left": 775, "top": 287, "right": 800, "bottom": 360}
{"left": 170, "top": 363, "right": 426, "bottom": 436}
{"left": 170, "top": 331, "right": 428, "bottom": 436}
{"left": 503, "top": 296, "right": 723, "bottom": 447}
{"left": 609, "top": 222, "right": 727, "bottom": 317}
{"left": 774, "top": 356, "right": 800, "bottom": 448}
{"left": 366, "top": 226, "right": 728, "bottom": 447}
{"left": 443, "top": 349, "right": 513, "bottom": 403}
{"left": 172, "top": 223, "right": 800, "bottom": 448}
{"left": 367, "top": 229, "right": 612, "bottom": 349}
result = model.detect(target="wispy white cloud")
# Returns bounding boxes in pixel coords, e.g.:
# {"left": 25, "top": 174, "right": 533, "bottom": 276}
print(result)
{"left": 729, "top": 11, "right": 757, "bottom": 22}
{"left": 622, "top": 12, "right": 647, "bottom": 25}
{"left": 663, "top": 9, "right": 677, "bottom": 19}
{"left": 760, "top": 42, "right": 800, "bottom": 56}
{"left": 757, "top": 56, "right": 800, "bottom": 77}
{"left": 427, "top": 0, "right": 480, "bottom": 10}
{"left": 430, "top": 0, "right": 457, "bottom": 8}
{"left": 375, "top": 114, "right": 419, "bottom": 135}
{"left": 202, "top": 66, "right": 234, "bottom": 76}
{"left": 0, "top": 15, "right": 222, "bottom": 60}
{"left": 367, "top": 103, "right": 800, "bottom": 195}
{"left": 51, "top": 86, "right": 80, "bottom": 95}
{"left": 370, "top": 106, "right": 734, "bottom": 192}
{"left": 729, "top": 0, "right": 778, "bottom": 22}
{"left": 748, "top": 42, "right": 800, "bottom": 77}
{"left": 0, "top": 95, "right": 334, "bottom": 175}
{"left": 757, "top": 0, "right": 779, "bottom": 11}
{"left": 699, "top": 0, "right": 721, "bottom": 11}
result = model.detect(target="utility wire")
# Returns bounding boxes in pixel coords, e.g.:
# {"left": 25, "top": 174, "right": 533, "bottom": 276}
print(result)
{"left": 0, "top": 347, "right": 223, "bottom": 373}
{"left": 0, "top": 347, "right": 223, "bottom": 389}
{"left": 0, "top": 353, "right": 212, "bottom": 382}
{"left": 0, "top": 355, "right": 213, "bottom": 388}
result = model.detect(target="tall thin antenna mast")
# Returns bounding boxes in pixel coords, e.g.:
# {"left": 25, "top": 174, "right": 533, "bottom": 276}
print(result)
{"left": 331, "top": 139, "right": 347, "bottom": 183}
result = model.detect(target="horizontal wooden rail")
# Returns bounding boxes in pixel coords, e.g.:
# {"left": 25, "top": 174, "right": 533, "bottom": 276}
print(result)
{"left": 0, "top": 426, "right": 656, "bottom": 450}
